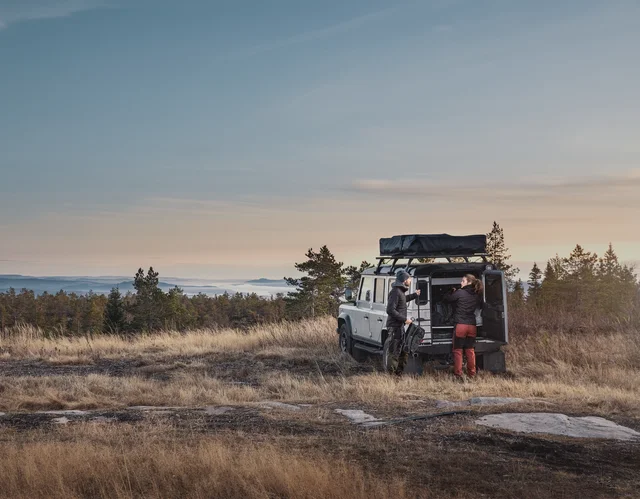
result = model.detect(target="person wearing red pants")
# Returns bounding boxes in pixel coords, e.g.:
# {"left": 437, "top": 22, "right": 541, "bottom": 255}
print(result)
{"left": 444, "top": 274, "right": 483, "bottom": 378}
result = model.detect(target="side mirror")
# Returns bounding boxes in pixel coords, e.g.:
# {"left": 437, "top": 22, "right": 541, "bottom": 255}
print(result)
{"left": 365, "top": 290, "right": 371, "bottom": 302}
{"left": 345, "top": 289, "right": 353, "bottom": 301}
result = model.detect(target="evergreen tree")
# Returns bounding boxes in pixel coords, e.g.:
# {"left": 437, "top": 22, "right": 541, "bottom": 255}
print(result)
{"left": 165, "top": 286, "right": 196, "bottom": 330}
{"left": 598, "top": 243, "right": 619, "bottom": 278}
{"left": 597, "top": 243, "right": 638, "bottom": 316}
{"left": 564, "top": 245, "right": 598, "bottom": 282}
{"left": 539, "top": 259, "right": 559, "bottom": 308}
{"left": 486, "top": 221, "right": 519, "bottom": 287}
{"left": 284, "top": 246, "right": 345, "bottom": 319}
{"left": 132, "top": 267, "right": 165, "bottom": 332}
{"left": 343, "top": 261, "right": 372, "bottom": 293}
{"left": 527, "top": 262, "right": 542, "bottom": 306}
{"left": 509, "top": 279, "right": 526, "bottom": 309}
{"left": 104, "top": 287, "right": 126, "bottom": 333}
{"left": 563, "top": 245, "right": 598, "bottom": 312}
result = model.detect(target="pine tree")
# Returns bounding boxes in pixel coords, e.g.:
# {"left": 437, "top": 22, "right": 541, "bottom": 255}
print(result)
{"left": 598, "top": 243, "right": 619, "bottom": 278}
{"left": 597, "top": 243, "right": 638, "bottom": 316}
{"left": 165, "top": 286, "right": 196, "bottom": 331}
{"left": 486, "top": 221, "right": 519, "bottom": 287}
{"left": 563, "top": 245, "right": 598, "bottom": 312}
{"left": 284, "top": 246, "right": 346, "bottom": 319}
{"left": 527, "top": 262, "right": 542, "bottom": 306}
{"left": 132, "top": 267, "right": 165, "bottom": 332}
{"left": 104, "top": 287, "right": 126, "bottom": 333}
{"left": 539, "top": 259, "right": 559, "bottom": 308}
{"left": 509, "top": 279, "right": 526, "bottom": 309}
{"left": 564, "top": 245, "right": 598, "bottom": 282}
{"left": 343, "top": 261, "right": 372, "bottom": 293}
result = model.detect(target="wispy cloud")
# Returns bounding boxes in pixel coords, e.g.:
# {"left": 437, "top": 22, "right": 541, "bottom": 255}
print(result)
{"left": 217, "top": 6, "right": 398, "bottom": 62}
{"left": 348, "top": 170, "right": 640, "bottom": 203}
{"left": 0, "top": 0, "right": 106, "bottom": 30}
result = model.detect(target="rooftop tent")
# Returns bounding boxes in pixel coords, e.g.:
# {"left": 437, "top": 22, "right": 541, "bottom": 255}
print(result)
{"left": 379, "top": 234, "right": 487, "bottom": 258}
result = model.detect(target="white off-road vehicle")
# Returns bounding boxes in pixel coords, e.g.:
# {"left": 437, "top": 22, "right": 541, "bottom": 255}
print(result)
{"left": 337, "top": 234, "right": 508, "bottom": 373}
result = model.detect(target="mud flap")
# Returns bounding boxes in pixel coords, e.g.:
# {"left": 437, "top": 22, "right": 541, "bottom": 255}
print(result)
{"left": 480, "top": 350, "right": 506, "bottom": 373}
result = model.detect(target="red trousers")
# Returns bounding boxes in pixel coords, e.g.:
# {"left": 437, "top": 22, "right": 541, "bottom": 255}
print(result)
{"left": 453, "top": 324, "right": 477, "bottom": 377}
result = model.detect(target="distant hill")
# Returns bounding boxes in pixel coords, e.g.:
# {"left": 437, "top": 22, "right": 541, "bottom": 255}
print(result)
{"left": 0, "top": 275, "right": 291, "bottom": 297}
{"left": 246, "top": 278, "right": 289, "bottom": 286}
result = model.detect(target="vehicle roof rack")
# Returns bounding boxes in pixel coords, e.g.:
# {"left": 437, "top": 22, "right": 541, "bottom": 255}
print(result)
{"left": 374, "top": 254, "right": 489, "bottom": 275}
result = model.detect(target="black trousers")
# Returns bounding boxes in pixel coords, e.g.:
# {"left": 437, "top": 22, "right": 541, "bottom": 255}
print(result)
{"left": 387, "top": 326, "right": 407, "bottom": 374}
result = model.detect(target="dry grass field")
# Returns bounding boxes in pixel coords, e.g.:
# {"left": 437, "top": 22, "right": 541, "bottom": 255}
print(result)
{"left": 0, "top": 318, "right": 639, "bottom": 498}
{"left": 1, "top": 318, "right": 639, "bottom": 414}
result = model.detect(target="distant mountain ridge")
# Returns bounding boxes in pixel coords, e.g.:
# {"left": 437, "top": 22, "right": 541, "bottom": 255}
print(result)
{"left": 0, "top": 275, "right": 292, "bottom": 297}
{"left": 246, "top": 278, "right": 289, "bottom": 286}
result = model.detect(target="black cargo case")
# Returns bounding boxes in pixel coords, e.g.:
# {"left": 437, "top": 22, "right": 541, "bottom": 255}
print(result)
{"left": 379, "top": 234, "right": 487, "bottom": 258}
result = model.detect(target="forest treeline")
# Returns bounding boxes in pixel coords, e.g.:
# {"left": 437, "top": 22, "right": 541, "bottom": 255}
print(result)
{"left": 0, "top": 223, "right": 638, "bottom": 337}
{"left": 0, "top": 268, "right": 285, "bottom": 336}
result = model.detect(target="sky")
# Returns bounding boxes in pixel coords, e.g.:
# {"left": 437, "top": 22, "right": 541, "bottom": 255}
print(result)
{"left": 1, "top": 0, "right": 639, "bottom": 280}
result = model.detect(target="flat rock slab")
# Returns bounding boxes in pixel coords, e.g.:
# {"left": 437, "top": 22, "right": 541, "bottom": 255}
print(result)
{"left": 127, "top": 406, "right": 184, "bottom": 411}
{"left": 477, "top": 413, "right": 640, "bottom": 441}
{"left": 0, "top": 413, "right": 5, "bottom": 417}
{"left": 43, "top": 410, "right": 89, "bottom": 416}
{"left": 335, "top": 409, "right": 381, "bottom": 425}
{"left": 52, "top": 417, "right": 70, "bottom": 425}
{"left": 203, "top": 406, "right": 235, "bottom": 416}
{"left": 260, "top": 402, "right": 301, "bottom": 411}
{"left": 91, "top": 416, "right": 116, "bottom": 423}
{"left": 436, "top": 397, "right": 524, "bottom": 409}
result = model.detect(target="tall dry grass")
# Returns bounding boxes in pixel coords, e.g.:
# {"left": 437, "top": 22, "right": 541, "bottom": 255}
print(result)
{"left": 1, "top": 317, "right": 639, "bottom": 416}
{"left": 0, "top": 424, "right": 412, "bottom": 499}
{"left": 0, "top": 318, "right": 337, "bottom": 361}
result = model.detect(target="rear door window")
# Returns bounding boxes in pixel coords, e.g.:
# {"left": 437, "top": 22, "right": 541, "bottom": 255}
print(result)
{"left": 373, "top": 278, "right": 386, "bottom": 304}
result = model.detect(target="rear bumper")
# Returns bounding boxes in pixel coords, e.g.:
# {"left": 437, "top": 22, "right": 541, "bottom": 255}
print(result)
{"left": 415, "top": 340, "right": 504, "bottom": 356}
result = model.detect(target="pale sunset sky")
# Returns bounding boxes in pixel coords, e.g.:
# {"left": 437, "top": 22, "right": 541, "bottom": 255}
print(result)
{"left": 1, "top": 0, "right": 639, "bottom": 279}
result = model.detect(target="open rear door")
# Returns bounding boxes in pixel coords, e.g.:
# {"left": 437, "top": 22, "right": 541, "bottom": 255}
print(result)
{"left": 482, "top": 270, "right": 508, "bottom": 343}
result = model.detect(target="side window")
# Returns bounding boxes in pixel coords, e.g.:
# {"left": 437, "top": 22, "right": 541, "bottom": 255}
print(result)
{"left": 374, "top": 278, "right": 386, "bottom": 304}
{"left": 358, "top": 277, "right": 374, "bottom": 303}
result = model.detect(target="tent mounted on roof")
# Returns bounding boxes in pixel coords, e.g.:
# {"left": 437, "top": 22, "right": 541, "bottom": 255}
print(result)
{"left": 379, "top": 234, "right": 487, "bottom": 258}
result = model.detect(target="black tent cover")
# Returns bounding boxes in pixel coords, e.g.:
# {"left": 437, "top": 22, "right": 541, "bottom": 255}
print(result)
{"left": 379, "top": 234, "right": 487, "bottom": 257}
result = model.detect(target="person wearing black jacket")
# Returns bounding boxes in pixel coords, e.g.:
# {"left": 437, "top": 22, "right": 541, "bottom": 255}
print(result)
{"left": 444, "top": 274, "right": 483, "bottom": 378}
{"left": 386, "top": 269, "right": 421, "bottom": 375}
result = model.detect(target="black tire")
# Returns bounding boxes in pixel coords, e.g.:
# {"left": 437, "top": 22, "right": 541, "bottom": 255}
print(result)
{"left": 339, "top": 323, "right": 367, "bottom": 363}
{"left": 338, "top": 323, "right": 352, "bottom": 356}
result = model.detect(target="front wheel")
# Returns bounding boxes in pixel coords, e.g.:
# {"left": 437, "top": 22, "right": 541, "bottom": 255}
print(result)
{"left": 338, "top": 323, "right": 351, "bottom": 355}
{"left": 339, "top": 323, "right": 367, "bottom": 363}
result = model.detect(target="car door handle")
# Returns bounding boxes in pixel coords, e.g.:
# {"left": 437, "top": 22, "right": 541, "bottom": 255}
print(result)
{"left": 363, "top": 316, "right": 369, "bottom": 320}
{"left": 377, "top": 318, "right": 383, "bottom": 322}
